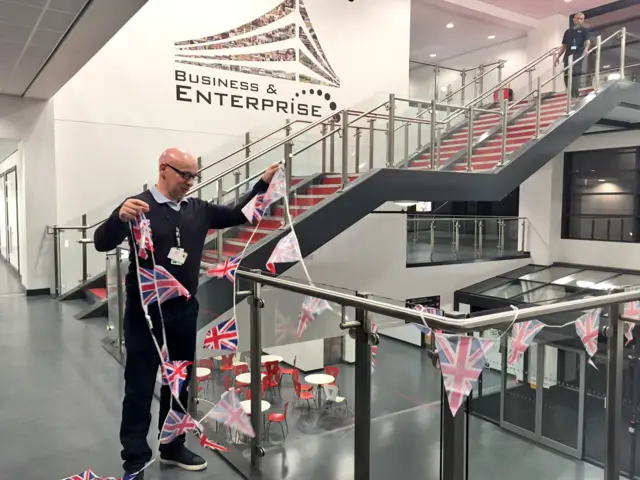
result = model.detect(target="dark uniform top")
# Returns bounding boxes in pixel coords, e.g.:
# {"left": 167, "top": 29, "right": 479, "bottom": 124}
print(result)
{"left": 562, "top": 26, "right": 591, "bottom": 63}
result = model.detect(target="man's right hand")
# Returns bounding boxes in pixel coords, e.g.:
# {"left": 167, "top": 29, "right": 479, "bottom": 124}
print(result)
{"left": 119, "top": 198, "right": 150, "bottom": 222}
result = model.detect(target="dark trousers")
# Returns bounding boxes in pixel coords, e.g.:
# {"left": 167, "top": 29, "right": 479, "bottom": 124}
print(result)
{"left": 120, "top": 297, "right": 199, "bottom": 472}
{"left": 564, "top": 57, "right": 583, "bottom": 98}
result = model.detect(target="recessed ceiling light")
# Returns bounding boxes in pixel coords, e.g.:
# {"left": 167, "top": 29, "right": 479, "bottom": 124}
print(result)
{"left": 430, "top": 53, "right": 437, "bottom": 57}
{"left": 598, "top": 179, "right": 605, "bottom": 182}
{"left": 603, "top": 64, "right": 611, "bottom": 68}
{"left": 488, "top": 35, "right": 496, "bottom": 39}
{"left": 565, "top": 0, "right": 572, "bottom": 2}
{"left": 446, "top": 23, "right": 454, "bottom": 28}
{"left": 440, "top": 86, "right": 448, "bottom": 92}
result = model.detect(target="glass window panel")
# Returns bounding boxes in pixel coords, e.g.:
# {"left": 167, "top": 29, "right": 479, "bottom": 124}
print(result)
{"left": 519, "top": 266, "right": 582, "bottom": 283}
{"left": 569, "top": 194, "right": 634, "bottom": 216}
{"left": 591, "top": 274, "right": 640, "bottom": 290}
{"left": 571, "top": 176, "right": 636, "bottom": 194}
{"left": 551, "top": 270, "right": 619, "bottom": 288}
{"left": 567, "top": 216, "right": 635, "bottom": 242}
{"left": 460, "top": 276, "right": 512, "bottom": 294}
{"left": 499, "top": 265, "right": 548, "bottom": 279}
{"left": 511, "top": 284, "right": 584, "bottom": 304}
{"left": 480, "top": 280, "right": 546, "bottom": 299}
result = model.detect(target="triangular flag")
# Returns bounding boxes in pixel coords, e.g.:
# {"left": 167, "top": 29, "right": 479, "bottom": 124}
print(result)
{"left": 206, "top": 256, "right": 241, "bottom": 283}
{"left": 575, "top": 308, "right": 601, "bottom": 357}
{"left": 160, "top": 344, "right": 170, "bottom": 385}
{"left": 131, "top": 214, "right": 153, "bottom": 260}
{"left": 207, "top": 389, "right": 255, "bottom": 438}
{"left": 625, "top": 322, "right": 634, "bottom": 345}
{"left": 154, "top": 266, "right": 191, "bottom": 303}
{"left": 507, "top": 320, "right": 545, "bottom": 366}
{"left": 163, "top": 360, "right": 193, "bottom": 398}
{"left": 266, "top": 231, "right": 302, "bottom": 273}
{"left": 197, "top": 432, "right": 229, "bottom": 452}
{"left": 203, "top": 317, "right": 239, "bottom": 352}
{"left": 297, "top": 296, "right": 332, "bottom": 340}
{"left": 436, "top": 334, "right": 495, "bottom": 416}
{"left": 241, "top": 193, "right": 266, "bottom": 223}
{"left": 413, "top": 304, "right": 440, "bottom": 335}
{"left": 61, "top": 471, "right": 99, "bottom": 480}
{"left": 160, "top": 410, "right": 199, "bottom": 444}
{"left": 263, "top": 168, "right": 286, "bottom": 206}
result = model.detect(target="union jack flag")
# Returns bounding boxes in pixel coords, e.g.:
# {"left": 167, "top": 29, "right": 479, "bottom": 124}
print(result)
{"left": 155, "top": 265, "right": 191, "bottom": 303}
{"left": 198, "top": 433, "right": 229, "bottom": 452}
{"left": 413, "top": 304, "right": 440, "bottom": 335}
{"left": 203, "top": 318, "right": 238, "bottom": 352}
{"left": 297, "top": 296, "right": 331, "bottom": 340}
{"left": 371, "top": 322, "right": 378, "bottom": 372}
{"left": 160, "top": 410, "right": 198, "bottom": 444}
{"left": 267, "top": 231, "right": 302, "bottom": 273}
{"left": 436, "top": 334, "right": 495, "bottom": 416}
{"left": 263, "top": 168, "right": 286, "bottom": 206}
{"left": 160, "top": 344, "right": 170, "bottom": 385}
{"left": 122, "top": 473, "right": 139, "bottom": 480}
{"left": 62, "top": 471, "right": 98, "bottom": 480}
{"left": 575, "top": 308, "right": 601, "bottom": 357}
{"left": 507, "top": 320, "right": 545, "bottom": 366}
{"left": 241, "top": 193, "right": 266, "bottom": 223}
{"left": 624, "top": 300, "right": 640, "bottom": 319}
{"left": 164, "top": 360, "right": 193, "bottom": 398}
{"left": 625, "top": 322, "right": 635, "bottom": 345}
{"left": 131, "top": 214, "right": 153, "bottom": 260}
{"left": 206, "top": 256, "right": 242, "bottom": 283}
{"left": 138, "top": 267, "right": 158, "bottom": 306}
{"left": 208, "top": 389, "right": 255, "bottom": 438}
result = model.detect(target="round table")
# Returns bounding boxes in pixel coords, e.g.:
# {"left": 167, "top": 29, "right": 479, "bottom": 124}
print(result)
{"left": 304, "top": 373, "right": 335, "bottom": 407}
{"left": 196, "top": 367, "right": 211, "bottom": 378}
{"left": 261, "top": 355, "right": 284, "bottom": 364}
{"left": 236, "top": 372, "right": 266, "bottom": 385}
{"left": 239, "top": 400, "right": 271, "bottom": 414}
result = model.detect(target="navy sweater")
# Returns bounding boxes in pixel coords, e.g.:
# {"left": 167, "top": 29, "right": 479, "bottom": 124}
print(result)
{"left": 94, "top": 180, "right": 268, "bottom": 305}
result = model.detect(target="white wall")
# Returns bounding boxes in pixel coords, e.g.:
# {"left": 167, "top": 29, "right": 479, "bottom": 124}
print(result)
{"left": 520, "top": 129, "right": 640, "bottom": 270}
{"left": 0, "top": 95, "right": 56, "bottom": 291}
{"left": 197, "top": 203, "right": 530, "bottom": 368}
{"left": 53, "top": 0, "right": 411, "bottom": 224}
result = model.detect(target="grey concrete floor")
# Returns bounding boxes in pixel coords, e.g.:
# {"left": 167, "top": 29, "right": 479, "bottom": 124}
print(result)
{"left": 0, "top": 253, "right": 605, "bottom": 479}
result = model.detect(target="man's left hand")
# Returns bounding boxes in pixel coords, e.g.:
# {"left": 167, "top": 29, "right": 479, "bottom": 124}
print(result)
{"left": 262, "top": 163, "right": 281, "bottom": 184}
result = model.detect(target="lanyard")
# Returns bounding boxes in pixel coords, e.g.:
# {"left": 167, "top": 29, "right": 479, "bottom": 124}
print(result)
{"left": 175, "top": 225, "right": 181, "bottom": 248}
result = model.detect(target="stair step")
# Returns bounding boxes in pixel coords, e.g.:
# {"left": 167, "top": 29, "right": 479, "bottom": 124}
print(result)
{"left": 308, "top": 184, "right": 340, "bottom": 195}
{"left": 273, "top": 205, "right": 308, "bottom": 217}
{"left": 88, "top": 288, "right": 107, "bottom": 301}
{"left": 203, "top": 248, "right": 239, "bottom": 263}
{"left": 322, "top": 175, "right": 358, "bottom": 185}
{"left": 290, "top": 194, "right": 328, "bottom": 206}
{"left": 236, "top": 228, "right": 273, "bottom": 241}
{"left": 260, "top": 216, "right": 285, "bottom": 229}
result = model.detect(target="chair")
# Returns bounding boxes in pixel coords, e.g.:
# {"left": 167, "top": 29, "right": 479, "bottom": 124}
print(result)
{"left": 279, "top": 356, "right": 296, "bottom": 386}
{"left": 235, "top": 363, "right": 249, "bottom": 387}
{"left": 325, "top": 366, "right": 339, "bottom": 386}
{"left": 292, "top": 369, "right": 313, "bottom": 393}
{"left": 323, "top": 385, "right": 347, "bottom": 412}
{"left": 294, "top": 381, "right": 315, "bottom": 411}
{"left": 265, "top": 361, "right": 281, "bottom": 395}
{"left": 219, "top": 354, "right": 235, "bottom": 375}
{"left": 224, "top": 375, "right": 242, "bottom": 395}
{"left": 267, "top": 401, "right": 289, "bottom": 439}
{"left": 197, "top": 358, "right": 213, "bottom": 399}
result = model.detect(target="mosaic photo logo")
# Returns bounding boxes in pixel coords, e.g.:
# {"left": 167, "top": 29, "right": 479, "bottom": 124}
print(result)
{"left": 173, "top": 0, "right": 340, "bottom": 117}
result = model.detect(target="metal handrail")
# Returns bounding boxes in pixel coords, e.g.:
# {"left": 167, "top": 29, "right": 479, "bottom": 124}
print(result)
{"left": 236, "top": 269, "right": 640, "bottom": 333}
{"left": 197, "top": 120, "right": 303, "bottom": 175}
{"left": 442, "top": 60, "right": 506, "bottom": 103}
{"left": 410, "top": 214, "right": 526, "bottom": 220}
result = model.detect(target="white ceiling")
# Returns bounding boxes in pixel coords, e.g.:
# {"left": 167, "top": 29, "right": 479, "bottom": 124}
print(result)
{"left": 0, "top": 139, "right": 18, "bottom": 163}
{"left": 0, "top": 0, "right": 90, "bottom": 96}
{"left": 411, "top": 0, "right": 527, "bottom": 63}
{"left": 479, "top": 0, "right": 619, "bottom": 19}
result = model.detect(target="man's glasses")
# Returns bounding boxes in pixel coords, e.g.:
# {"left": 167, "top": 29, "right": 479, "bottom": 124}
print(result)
{"left": 163, "top": 163, "right": 201, "bottom": 181}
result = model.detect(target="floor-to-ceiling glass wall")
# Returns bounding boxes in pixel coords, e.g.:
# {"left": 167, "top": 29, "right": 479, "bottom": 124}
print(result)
{"left": 0, "top": 174, "right": 6, "bottom": 259}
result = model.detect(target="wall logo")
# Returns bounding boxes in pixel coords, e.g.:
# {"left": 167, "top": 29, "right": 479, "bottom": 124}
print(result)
{"left": 173, "top": 0, "right": 340, "bottom": 118}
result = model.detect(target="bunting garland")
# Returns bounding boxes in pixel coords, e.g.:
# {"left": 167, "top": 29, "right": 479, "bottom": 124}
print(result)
{"left": 507, "top": 320, "right": 545, "bottom": 366}
{"left": 266, "top": 231, "right": 303, "bottom": 273}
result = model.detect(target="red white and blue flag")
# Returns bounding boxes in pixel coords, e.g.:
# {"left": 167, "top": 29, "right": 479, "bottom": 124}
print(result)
{"left": 203, "top": 318, "right": 239, "bottom": 352}
{"left": 160, "top": 344, "right": 170, "bottom": 385}
{"left": 207, "top": 389, "right": 255, "bottom": 438}
{"left": 297, "top": 296, "right": 332, "bottom": 340}
{"left": 263, "top": 168, "right": 286, "bottom": 206}
{"left": 154, "top": 265, "right": 191, "bottom": 303}
{"left": 160, "top": 410, "right": 199, "bottom": 444}
{"left": 508, "top": 320, "right": 545, "bottom": 366}
{"left": 413, "top": 304, "right": 440, "bottom": 335}
{"left": 575, "top": 308, "right": 601, "bottom": 357}
{"left": 198, "top": 433, "right": 229, "bottom": 452}
{"left": 371, "top": 322, "right": 378, "bottom": 373}
{"left": 267, "top": 231, "right": 302, "bottom": 273}
{"left": 436, "top": 334, "right": 495, "bottom": 416}
{"left": 241, "top": 193, "right": 266, "bottom": 223}
{"left": 138, "top": 267, "right": 158, "bottom": 306}
{"left": 207, "top": 256, "right": 242, "bottom": 283}
{"left": 131, "top": 214, "right": 153, "bottom": 260}
{"left": 164, "top": 360, "right": 193, "bottom": 398}
{"left": 62, "top": 471, "right": 99, "bottom": 480}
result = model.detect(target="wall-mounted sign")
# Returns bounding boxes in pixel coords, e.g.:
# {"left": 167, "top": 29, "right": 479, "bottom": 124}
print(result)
{"left": 173, "top": 0, "right": 340, "bottom": 118}
{"left": 406, "top": 295, "right": 441, "bottom": 310}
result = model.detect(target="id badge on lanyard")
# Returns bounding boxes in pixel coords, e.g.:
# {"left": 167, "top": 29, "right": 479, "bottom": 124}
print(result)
{"left": 168, "top": 220, "right": 188, "bottom": 266}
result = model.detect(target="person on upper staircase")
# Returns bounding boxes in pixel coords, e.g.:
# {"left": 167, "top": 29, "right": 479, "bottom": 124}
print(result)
{"left": 554, "top": 12, "right": 591, "bottom": 100}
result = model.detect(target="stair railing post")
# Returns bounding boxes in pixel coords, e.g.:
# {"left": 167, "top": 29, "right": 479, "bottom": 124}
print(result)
{"left": 329, "top": 120, "right": 336, "bottom": 172}
{"left": 604, "top": 301, "right": 623, "bottom": 480}
{"left": 354, "top": 291, "right": 372, "bottom": 480}
{"left": 386, "top": 94, "right": 396, "bottom": 167}
{"left": 368, "top": 119, "right": 375, "bottom": 170}
{"left": 341, "top": 111, "right": 349, "bottom": 190}
{"left": 528, "top": 68, "right": 533, "bottom": 94}
{"left": 434, "top": 65, "right": 440, "bottom": 102}
{"left": 244, "top": 132, "right": 251, "bottom": 181}
{"left": 520, "top": 218, "right": 527, "bottom": 253}
{"left": 403, "top": 122, "right": 410, "bottom": 168}
{"left": 430, "top": 100, "right": 437, "bottom": 170}
{"left": 497, "top": 62, "right": 504, "bottom": 84}
{"left": 248, "top": 273, "right": 265, "bottom": 469}
{"left": 446, "top": 84, "right": 452, "bottom": 129}
{"left": 436, "top": 125, "right": 442, "bottom": 169}
{"left": 429, "top": 221, "right": 435, "bottom": 262}
{"left": 466, "top": 106, "right": 474, "bottom": 172}
{"left": 499, "top": 99, "right": 508, "bottom": 167}
{"left": 355, "top": 127, "right": 361, "bottom": 173}
{"left": 478, "top": 65, "right": 485, "bottom": 96}
{"left": 81, "top": 213, "right": 88, "bottom": 283}
{"left": 552, "top": 57, "right": 558, "bottom": 93}
{"left": 53, "top": 226, "right": 60, "bottom": 297}
{"left": 115, "top": 246, "right": 125, "bottom": 354}
{"left": 216, "top": 178, "right": 224, "bottom": 262}
{"left": 460, "top": 69, "right": 467, "bottom": 105}
{"left": 620, "top": 27, "right": 627, "bottom": 80}
{"left": 454, "top": 220, "right": 460, "bottom": 259}
{"left": 567, "top": 55, "right": 574, "bottom": 113}
{"left": 196, "top": 157, "right": 203, "bottom": 199}
{"left": 233, "top": 171, "right": 241, "bottom": 203}
{"left": 479, "top": 220, "right": 484, "bottom": 257}
{"left": 321, "top": 123, "right": 328, "bottom": 172}
{"left": 595, "top": 35, "right": 602, "bottom": 91}
{"left": 535, "top": 77, "right": 542, "bottom": 139}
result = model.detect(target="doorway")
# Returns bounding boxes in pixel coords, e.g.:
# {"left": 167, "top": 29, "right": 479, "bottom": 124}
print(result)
{"left": 0, "top": 142, "right": 23, "bottom": 294}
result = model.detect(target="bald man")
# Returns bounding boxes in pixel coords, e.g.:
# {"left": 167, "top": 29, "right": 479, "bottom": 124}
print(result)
{"left": 94, "top": 148, "right": 279, "bottom": 478}
{"left": 555, "top": 12, "right": 591, "bottom": 99}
